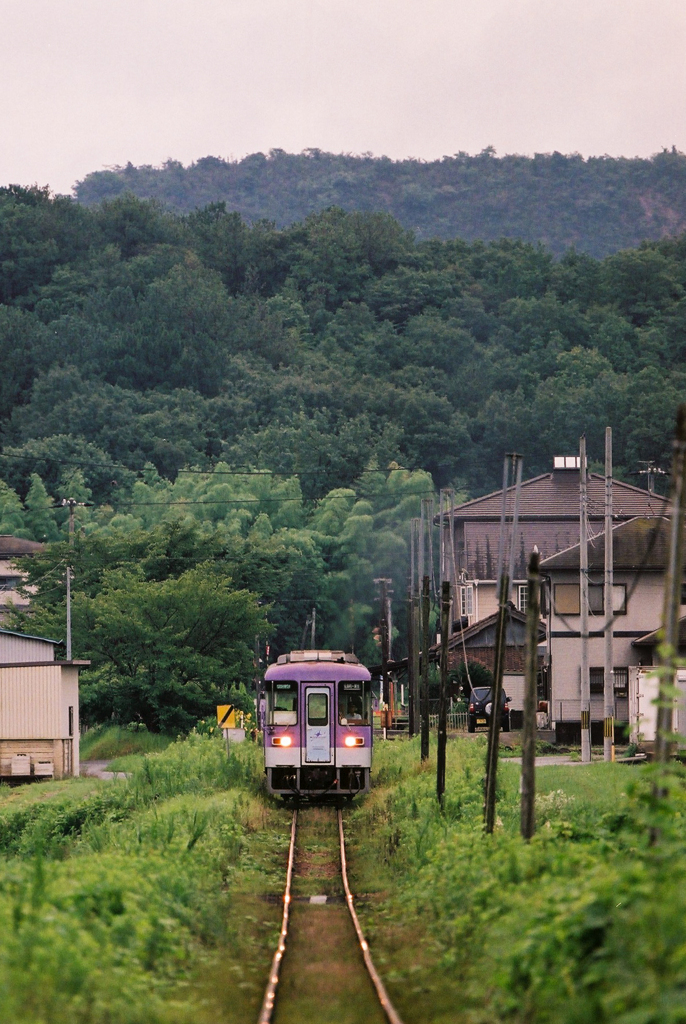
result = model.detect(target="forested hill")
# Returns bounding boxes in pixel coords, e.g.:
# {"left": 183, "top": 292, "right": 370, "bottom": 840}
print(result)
{"left": 2, "top": 184, "right": 686, "bottom": 658}
{"left": 74, "top": 148, "right": 686, "bottom": 258}
{"left": 1, "top": 185, "right": 684, "bottom": 503}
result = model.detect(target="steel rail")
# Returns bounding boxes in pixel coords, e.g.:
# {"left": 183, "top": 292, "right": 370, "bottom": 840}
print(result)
{"left": 337, "top": 808, "right": 405, "bottom": 1024}
{"left": 257, "top": 809, "right": 298, "bottom": 1024}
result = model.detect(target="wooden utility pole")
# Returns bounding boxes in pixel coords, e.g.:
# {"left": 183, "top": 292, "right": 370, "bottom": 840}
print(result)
{"left": 437, "top": 581, "right": 450, "bottom": 806}
{"left": 580, "top": 436, "right": 591, "bottom": 763}
{"left": 603, "top": 427, "right": 615, "bottom": 762}
{"left": 521, "top": 549, "right": 540, "bottom": 840}
{"left": 407, "top": 585, "right": 416, "bottom": 736}
{"left": 410, "top": 517, "right": 421, "bottom": 739}
{"left": 420, "top": 575, "right": 430, "bottom": 760}
{"left": 654, "top": 406, "right": 686, "bottom": 768}
{"left": 484, "top": 572, "right": 509, "bottom": 833}
{"left": 484, "top": 453, "right": 523, "bottom": 833}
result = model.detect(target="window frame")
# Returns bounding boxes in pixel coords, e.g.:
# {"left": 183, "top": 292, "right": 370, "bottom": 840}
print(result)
{"left": 554, "top": 584, "right": 580, "bottom": 615}
{"left": 338, "top": 680, "right": 371, "bottom": 726}
{"left": 267, "top": 680, "right": 299, "bottom": 726}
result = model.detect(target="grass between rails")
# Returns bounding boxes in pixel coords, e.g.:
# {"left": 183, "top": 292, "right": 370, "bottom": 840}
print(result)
{"left": 346, "top": 735, "right": 686, "bottom": 1024}
{"left": 0, "top": 735, "right": 290, "bottom": 1024}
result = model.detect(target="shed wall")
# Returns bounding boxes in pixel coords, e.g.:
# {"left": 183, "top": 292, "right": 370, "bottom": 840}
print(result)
{"left": 0, "top": 665, "right": 63, "bottom": 737}
{"left": 0, "top": 634, "right": 56, "bottom": 663}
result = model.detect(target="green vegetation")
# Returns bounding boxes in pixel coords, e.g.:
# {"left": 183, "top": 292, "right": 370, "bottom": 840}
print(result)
{"left": 347, "top": 737, "right": 686, "bottom": 1023}
{"left": 0, "top": 735, "right": 288, "bottom": 1024}
{"left": 80, "top": 725, "right": 175, "bottom": 761}
{"left": 1, "top": 183, "right": 686, "bottom": 720}
{"left": 74, "top": 148, "right": 686, "bottom": 258}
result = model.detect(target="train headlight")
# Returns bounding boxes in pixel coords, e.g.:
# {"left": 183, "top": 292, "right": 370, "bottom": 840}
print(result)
{"left": 272, "top": 736, "right": 292, "bottom": 747}
{"left": 344, "top": 735, "right": 364, "bottom": 747}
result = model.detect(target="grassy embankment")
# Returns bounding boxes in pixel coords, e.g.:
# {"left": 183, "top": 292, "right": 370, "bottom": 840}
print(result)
{"left": 0, "top": 735, "right": 289, "bottom": 1024}
{"left": 346, "top": 735, "right": 686, "bottom": 1024}
{"left": 80, "top": 726, "right": 176, "bottom": 770}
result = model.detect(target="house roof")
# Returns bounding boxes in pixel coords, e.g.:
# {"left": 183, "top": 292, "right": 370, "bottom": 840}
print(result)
{"left": 0, "top": 536, "right": 44, "bottom": 557}
{"left": 632, "top": 618, "right": 686, "bottom": 648}
{"left": 0, "top": 628, "right": 62, "bottom": 645}
{"left": 370, "top": 604, "right": 546, "bottom": 674}
{"left": 442, "top": 473, "right": 666, "bottom": 522}
{"left": 540, "top": 517, "right": 672, "bottom": 571}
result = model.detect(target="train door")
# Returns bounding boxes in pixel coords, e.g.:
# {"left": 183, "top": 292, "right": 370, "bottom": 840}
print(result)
{"left": 304, "top": 687, "right": 332, "bottom": 762}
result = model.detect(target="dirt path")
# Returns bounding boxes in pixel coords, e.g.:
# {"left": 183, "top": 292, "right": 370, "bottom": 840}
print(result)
{"left": 273, "top": 807, "right": 387, "bottom": 1024}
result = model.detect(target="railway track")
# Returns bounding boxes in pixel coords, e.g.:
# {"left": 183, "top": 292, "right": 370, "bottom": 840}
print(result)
{"left": 257, "top": 806, "right": 404, "bottom": 1024}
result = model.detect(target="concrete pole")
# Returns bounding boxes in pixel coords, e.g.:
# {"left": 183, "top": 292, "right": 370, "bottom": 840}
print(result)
{"left": 437, "top": 581, "right": 450, "bottom": 806}
{"left": 420, "top": 575, "right": 430, "bottom": 761}
{"left": 580, "top": 436, "right": 591, "bottom": 763}
{"left": 603, "top": 427, "right": 615, "bottom": 762}
{"left": 521, "top": 549, "right": 540, "bottom": 840}
{"left": 655, "top": 406, "right": 686, "bottom": 767}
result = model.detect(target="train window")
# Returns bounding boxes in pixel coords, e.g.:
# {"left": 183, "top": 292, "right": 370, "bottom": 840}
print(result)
{"left": 308, "top": 692, "right": 328, "bottom": 727}
{"left": 268, "top": 681, "right": 298, "bottom": 725}
{"left": 338, "top": 681, "right": 371, "bottom": 726}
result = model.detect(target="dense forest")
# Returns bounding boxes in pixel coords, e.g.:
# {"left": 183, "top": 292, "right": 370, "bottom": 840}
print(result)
{"left": 1, "top": 182, "right": 685, "bottom": 721}
{"left": 74, "top": 148, "right": 686, "bottom": 258}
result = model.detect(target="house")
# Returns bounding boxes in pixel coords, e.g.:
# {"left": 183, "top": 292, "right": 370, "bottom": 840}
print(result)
{"left": 0, "top": 535, "right": 44, "bottom": 620}
{"left": 438, "top": 606, "right": 547, "bottom": 725}
{"left": 375, "top": 606, "right": 547, "bottom": 727}
{"left": 0, "top": 629, "right": 88, "bottom": 780}
{"left": 540, "top": 516, "right": 677, "bottom": 743}
{"left": 441, "top": 458, "right": 663, "bottom": 629}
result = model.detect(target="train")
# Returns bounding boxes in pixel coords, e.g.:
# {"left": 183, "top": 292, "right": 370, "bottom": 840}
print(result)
{"left": 261, "top": 650, "right": 372, "bottom": 799}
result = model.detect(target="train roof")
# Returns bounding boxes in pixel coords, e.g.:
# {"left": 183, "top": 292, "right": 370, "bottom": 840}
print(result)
{"left": 275, "top": 650, "right": 359, "bottom": 665}
{"left": 264, "top": 650, "right": 370, "bottom": 681}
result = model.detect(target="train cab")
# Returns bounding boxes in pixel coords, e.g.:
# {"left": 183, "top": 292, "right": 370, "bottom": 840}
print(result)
{"left": 262, "top": 650, "right": 372, "bottom": 799}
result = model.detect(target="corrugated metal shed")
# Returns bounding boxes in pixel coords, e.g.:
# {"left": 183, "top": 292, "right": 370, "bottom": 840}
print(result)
{"left": 0, "top": 665, "right": 64, "bottom": 737}
{"left": 0, "top": 630, "right": 59, "bottom": 664}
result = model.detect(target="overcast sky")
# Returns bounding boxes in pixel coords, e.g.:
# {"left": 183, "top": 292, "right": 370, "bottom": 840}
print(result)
{"left": 2, "top": 0, "right": 685, "bottom": 195}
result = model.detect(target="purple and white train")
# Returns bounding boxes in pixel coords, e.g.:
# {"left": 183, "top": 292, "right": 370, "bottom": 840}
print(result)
{"left": 261, "top": 650, "right": 372, "bottom": 799}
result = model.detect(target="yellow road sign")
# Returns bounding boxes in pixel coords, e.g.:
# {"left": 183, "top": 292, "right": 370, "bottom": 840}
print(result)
{"left": 217, "top": 704, "right": 236, "bottom": 729}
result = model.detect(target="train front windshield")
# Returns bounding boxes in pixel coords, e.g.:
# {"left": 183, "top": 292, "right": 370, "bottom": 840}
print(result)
{"left": 268, "top": 681, "right": 298, "bottom": 725}
{"left": 338, "top": 681, "right": 371, "bottom": 725}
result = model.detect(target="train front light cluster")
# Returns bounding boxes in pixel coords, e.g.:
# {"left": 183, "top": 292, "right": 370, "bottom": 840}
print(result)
{"left": 272, "top": 736, "right": 292, "bottom": 747}
{"left": 344, "top": 735, "right": 364, "bottom": 747}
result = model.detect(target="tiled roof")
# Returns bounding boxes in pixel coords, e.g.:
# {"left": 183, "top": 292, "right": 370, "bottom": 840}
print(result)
{"left": 445, "top": 473, "right": 666, "bottom": 521}
{"left": 0, "top": 535, "right": 44, "bottom": 557}
{"left": 540, "top": 517, "right": 672, "bottom": 571}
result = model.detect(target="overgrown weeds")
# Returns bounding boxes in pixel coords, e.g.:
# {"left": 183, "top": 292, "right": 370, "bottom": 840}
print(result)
{"left": 349, "top": 736, "right": 686, "bottom": 1024}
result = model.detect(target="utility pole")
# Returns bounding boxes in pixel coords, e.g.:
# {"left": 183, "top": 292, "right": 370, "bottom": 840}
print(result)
{"left": 580, "top": 436, "right": 591, "bottom": 763}
{"left": 375, "top": 579, "right": 392, "bottom": 710}
{"left": 521, "top": 549, "right": 540, "bottom": 840}
{"left": 310, "top": 607, "right": 316, "bottom": 649}
{"left": 654, "top": 406, "right": 686, "bottom": 769}
{"left": 62, "top": 498, "right": 77, "bottom": 662}
{"left": 420, "top": 575, "right": 430, "bottom": 761}
{"left": 484, "top": 453, "right": 523, "bottom": 833}
{"left": 603, "top": 427, "right": 615, "bottom": 762}
{"left": 437, "top": 581, "right": 450, "bottom": 806}
{"left": 408, "top": 520, "right": 417, "bottom": 736}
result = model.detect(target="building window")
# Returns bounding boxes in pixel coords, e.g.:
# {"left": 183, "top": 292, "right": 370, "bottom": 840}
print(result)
{"left": 614, "top": 667, "right": 629, "bottom": 696}
{"left": 517, "top": 584, "right": 527, "bottom": 613}
{"left": 554, "top": 584, "right": 580, "bottom": 615}
{"left": 590, "top": 667, "right": 604, "bottom": 693}
{"left": 68, "top": 706, "right": 74, "bottom": 737}
{"left": 681, "top": 583, "right": 686, "bottom": 605}
{"left": 589, "top": 667, "right": 629, "bottom": 695}
{"left": 460, "top": 585, "right": 474, "bottom": 617}
{"left": 588, "top": 583, "right": 627, "bottom": 616}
